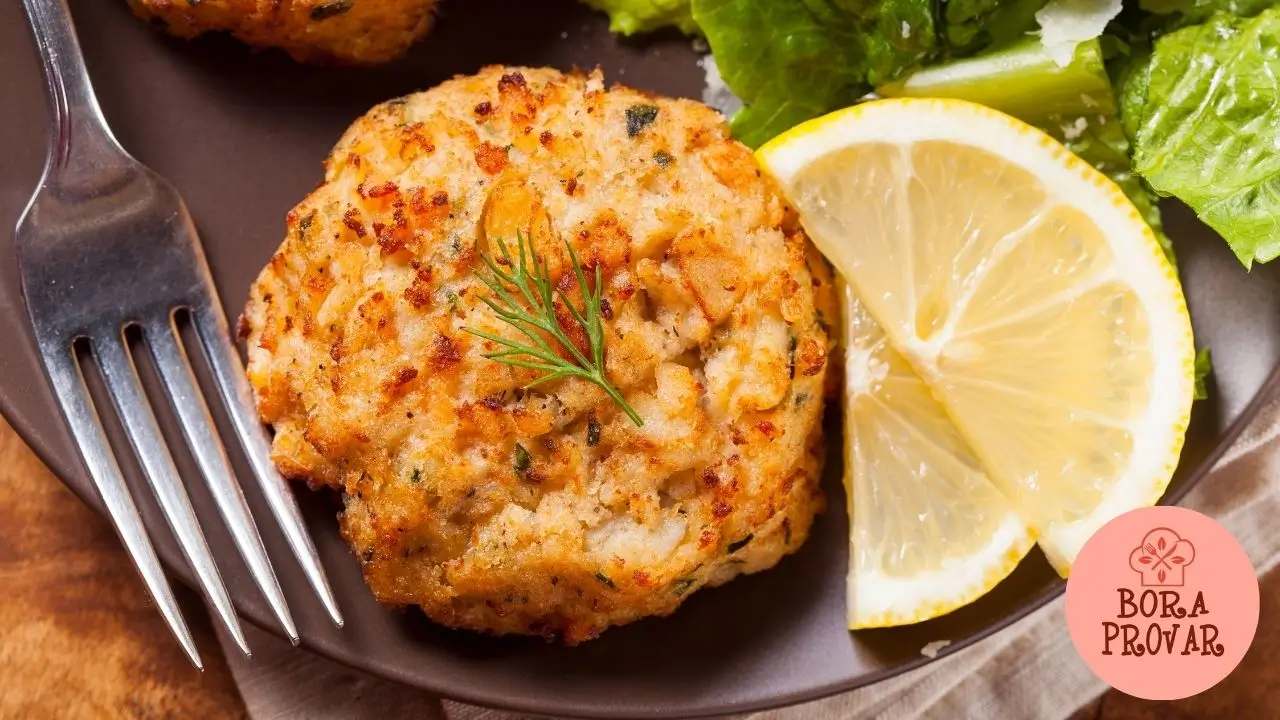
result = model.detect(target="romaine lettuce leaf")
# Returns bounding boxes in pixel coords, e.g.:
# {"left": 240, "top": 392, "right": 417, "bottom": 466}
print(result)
{"left": 691, "top": 0, "right": 941, "bottom": 148}
{"left": 946, "top": 0, "right": 1048, "bottom": 52}
{"left": 1121, "top": 8, "right": 1280, "bottom": 267}
{"left": 691, "top": 0, "right": 1058, "bottom": 148}
{"left": 879, "top": 37, "right": 1113, "bottom": 126}
{"left": 583, "top": 0, "right": 699, "bottom": 35}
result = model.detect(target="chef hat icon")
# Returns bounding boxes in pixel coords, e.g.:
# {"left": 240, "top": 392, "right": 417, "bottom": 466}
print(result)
{"left": 1129, "top": 527, "right": 1195, "bottom": 586}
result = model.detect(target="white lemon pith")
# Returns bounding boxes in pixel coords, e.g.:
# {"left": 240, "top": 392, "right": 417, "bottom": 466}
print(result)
{"left": 759, "top": 99, "right": 1195, "bottom": 626}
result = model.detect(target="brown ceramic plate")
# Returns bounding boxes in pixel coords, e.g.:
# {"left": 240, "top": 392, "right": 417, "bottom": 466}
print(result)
{"left": 2, "top": 1, "right": 1279, "bottom": 717}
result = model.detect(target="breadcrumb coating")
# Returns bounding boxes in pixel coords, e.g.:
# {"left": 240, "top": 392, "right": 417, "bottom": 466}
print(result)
{"left": 243, "top": 66, "right": 836, "bottom": 642}
{"left": 128, "top": 0, "right": 436, "bottom": 65}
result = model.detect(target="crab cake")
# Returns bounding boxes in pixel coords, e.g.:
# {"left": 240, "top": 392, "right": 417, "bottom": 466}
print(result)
{"left": 244, "top": 66, "right": 835, "bottom": 643}
{"left": 129, "top": 0, "right": 436, "bottom": 65}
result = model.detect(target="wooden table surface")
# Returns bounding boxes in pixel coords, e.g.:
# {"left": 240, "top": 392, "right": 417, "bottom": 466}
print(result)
{"left": 0, "top": 414, "right": 1273, "bottom": 719}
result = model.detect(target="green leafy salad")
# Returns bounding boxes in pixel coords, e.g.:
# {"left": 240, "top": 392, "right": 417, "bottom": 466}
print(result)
{"left": 584, "top": 0, "right": 1280, "bottom": 274}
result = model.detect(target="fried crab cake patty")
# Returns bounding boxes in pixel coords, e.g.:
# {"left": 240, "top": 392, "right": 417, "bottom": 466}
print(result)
{"left": 129, "top": 0, "right": 436, "bottom": 65}
{"left": 244, "top": 66, "right": 836, "bottom": 643}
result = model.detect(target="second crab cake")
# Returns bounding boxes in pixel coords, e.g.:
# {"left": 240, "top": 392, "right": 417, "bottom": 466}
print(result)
{"left": 243, "top": 66, "right": 836, "bottom": 643}
{"left": 128, "top": 0, "right": 437, "bottom": 65}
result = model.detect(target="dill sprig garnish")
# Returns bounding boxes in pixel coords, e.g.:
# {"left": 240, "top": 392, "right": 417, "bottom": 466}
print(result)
{"left": 464, "top": 232, "right": 643, "bottom": 427}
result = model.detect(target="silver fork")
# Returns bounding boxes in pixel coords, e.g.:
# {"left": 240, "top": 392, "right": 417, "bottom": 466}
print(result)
{"left": 16, "top": 0, "right": 343, "bottom": 667}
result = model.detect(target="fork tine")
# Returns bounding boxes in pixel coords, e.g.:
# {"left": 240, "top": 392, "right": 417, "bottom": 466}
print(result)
{"left": 190, "top": 300, "right": 344, "bottom": 628}
{"left": 146, "top": 314, "right": 299, "bottom": 643}
{"left": 92, "top": 329, "right": 251, "bottom": 656}
{"left": 34, "top": 336, "right": 204, "bottom": 669}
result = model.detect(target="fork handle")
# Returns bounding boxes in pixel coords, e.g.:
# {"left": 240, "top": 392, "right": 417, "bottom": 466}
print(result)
{"left": 21, "top": 0, "right": 127, "bottom": 180}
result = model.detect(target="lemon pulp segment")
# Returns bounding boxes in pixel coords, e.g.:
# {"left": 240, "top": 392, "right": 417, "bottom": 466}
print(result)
{"left": 843, "top": 283, "right": 1033, "bottom": 628}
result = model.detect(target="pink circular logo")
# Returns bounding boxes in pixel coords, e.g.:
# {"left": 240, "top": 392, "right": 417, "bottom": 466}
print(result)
{"left": 1065, "top": 506, "right": 1259, "bottom": 700}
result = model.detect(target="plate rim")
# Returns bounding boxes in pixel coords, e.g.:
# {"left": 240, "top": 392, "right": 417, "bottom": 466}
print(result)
{"left": 2, "top": 360, "right": 1277, "bottom": 718}
{"left": 2, "top": 0, "right": 1277, "bottom": 712}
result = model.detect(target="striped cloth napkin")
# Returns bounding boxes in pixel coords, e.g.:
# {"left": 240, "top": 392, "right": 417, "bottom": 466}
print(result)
{"left": 220, "top": 394, "right": 1280, "bottom": 720}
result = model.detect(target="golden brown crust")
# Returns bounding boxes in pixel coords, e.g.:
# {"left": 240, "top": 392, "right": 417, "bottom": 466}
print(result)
{"left": 128, "top": 0, "right": 436, "bottom": 65}
{"left": 244, "top": 66, "right": 834, "bottom": 643}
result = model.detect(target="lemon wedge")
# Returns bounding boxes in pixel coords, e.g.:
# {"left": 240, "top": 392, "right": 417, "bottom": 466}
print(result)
{"left": 842, "top": 280, "right": 1035, "bottom": 628}
{"left": 759, "top": 99, "right": 1194, "bottom": 620}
